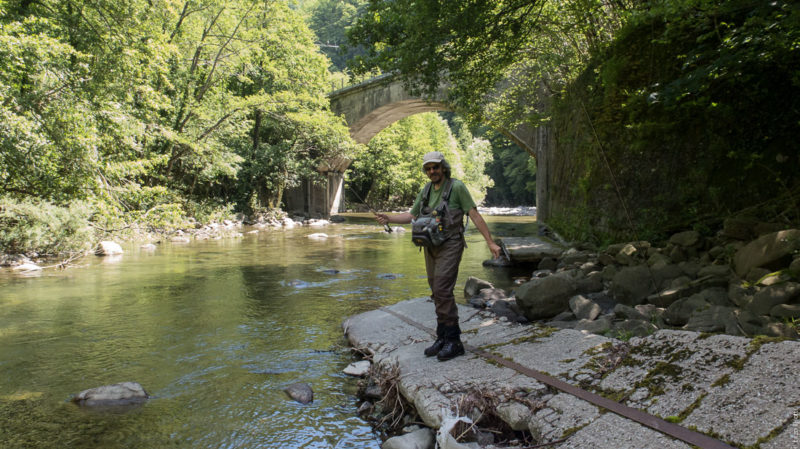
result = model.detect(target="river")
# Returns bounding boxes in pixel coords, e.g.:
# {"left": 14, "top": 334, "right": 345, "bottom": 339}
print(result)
{"left": 0, "top": 213, "right": 537, "bottom": 448}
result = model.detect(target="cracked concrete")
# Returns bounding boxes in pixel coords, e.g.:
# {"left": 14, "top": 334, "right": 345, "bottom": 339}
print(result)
{"left": 343, "top": 297, "right": 800, "bottom": 448}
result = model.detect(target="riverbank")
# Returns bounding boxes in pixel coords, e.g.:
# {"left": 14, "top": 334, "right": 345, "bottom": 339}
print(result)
{"left": 343, "top": 297, "right": 800, "bottom": 449}
{"left": 0, "top": 211, "right": 334, "bottom": 272}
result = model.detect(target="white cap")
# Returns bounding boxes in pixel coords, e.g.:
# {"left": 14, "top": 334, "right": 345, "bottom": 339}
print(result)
{"left": 422, "top": 151, "right": 444, "bottom": 166}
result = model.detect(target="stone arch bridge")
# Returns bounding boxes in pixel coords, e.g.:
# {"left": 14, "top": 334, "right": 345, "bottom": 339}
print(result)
{"left": 287, "top": 74, "right": 552, "bottom": 220}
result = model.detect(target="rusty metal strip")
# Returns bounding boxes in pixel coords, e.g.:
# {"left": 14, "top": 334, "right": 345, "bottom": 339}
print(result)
{"left": 379, "top": 307, "right": 736, "bottom": 449}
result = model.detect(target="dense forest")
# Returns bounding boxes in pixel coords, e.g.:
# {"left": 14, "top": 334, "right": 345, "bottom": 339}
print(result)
{"left": 0, "top": 0, "right": 535, "bottom": 256}
{"left": 2, "top": 0, "right": 798, "bottom": 253}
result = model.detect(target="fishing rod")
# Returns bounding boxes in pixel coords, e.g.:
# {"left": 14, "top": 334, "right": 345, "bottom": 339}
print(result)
{"left": 347, "top": 185, "right": 393, "bottom": 233}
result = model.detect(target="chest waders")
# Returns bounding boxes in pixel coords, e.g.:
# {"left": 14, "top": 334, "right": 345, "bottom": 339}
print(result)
{"left": 417, "top": 179, "right": 467, "bottom": 361}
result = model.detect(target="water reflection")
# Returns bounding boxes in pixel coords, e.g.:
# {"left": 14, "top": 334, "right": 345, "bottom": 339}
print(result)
{"left": 0, "top": 215, "right": 536, "bottom": 448}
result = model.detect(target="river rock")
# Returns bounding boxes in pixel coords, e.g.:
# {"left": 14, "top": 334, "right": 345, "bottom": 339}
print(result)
{"left": 284, "top": 382, "right": 313, "bottom": 404}
{"left": 343, "top": 360, "right": 371, "bottom": 377}
{"left": 515, "top": 274, "right": 577, "bottom": 320}
{"left": 613, "top": 319, "right": 657, "bottom": 337}
{"left": 140, "top": 243, "right": 157, "bottom": 250}
{"left": 72, "top": 382, "right": 148, "bottom": 406}
{"left": 464, "top": 276, "right": 493, "bottom": 298}
{"left": 697, "top": 264, "right": 731, "bottom": 278}
{"left": 613, "top": 303, "right": 648, "bottom": 321}
{"left": 574, "top": 270, "right": 604, "bottom": 294}
{"left": 95, "top": 241, "right": 123, "bottom": 256}
{"left": 610, "top": 265, "right": 656, "bottom": 306}
{"left": 574, "top": 316, "right": 612, "bottom": 334}
{"left": 669, "top": 230, "right": 701, "bottom": 247}
{"left": 382, "top": 427, "right": 435, "bottom": 449}
{"left": 614, "top": 243, "right": 640, "bottom": 266}
{"left": 789, "top": 257, "right": 800, "bottom": 277}
{"left": 747, "top": 282, "right": 800, "bottom": 316}
{"left": 307, "top": 233, "right": 328, "bottom": 239}
{"left": 684, "top": 305, "right": 738, "bottom": 333}
{"left": 733, "top": 229, "right": 800, "bottom": 277}
{"left": 664, "top": 294, "right": 710, "bottom": 326}
{"left": 474, "top": 287, "right": 507, "bottom": 304}
{"left": 569, "top": 295, "right": 601, "bottom": 321}
{"left": 490, "top": 300, "right": 527, "bottom": 323}
{"left": 770, "top": 303, "right": 800, "bottom": 319}
{"left": 649, "top": 262, "right": 683, "bottom": 290}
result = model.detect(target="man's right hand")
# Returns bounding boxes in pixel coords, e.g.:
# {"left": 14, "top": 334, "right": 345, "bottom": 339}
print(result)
{"left": 374, "top": 213, "right": 389, "bottom": 226}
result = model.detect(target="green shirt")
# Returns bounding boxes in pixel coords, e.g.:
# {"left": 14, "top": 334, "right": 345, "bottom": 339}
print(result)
{"left": 410, "top": 179, "right": 476, "bottom": 217}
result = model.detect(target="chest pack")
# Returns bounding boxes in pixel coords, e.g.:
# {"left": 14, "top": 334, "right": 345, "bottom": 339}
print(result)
{"left": 411, "top": 179, "right": 463, "bottom": 248}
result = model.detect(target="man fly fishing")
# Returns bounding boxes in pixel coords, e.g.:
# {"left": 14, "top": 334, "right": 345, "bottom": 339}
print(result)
{"left": 375, "top": 151, "right": 501, "bottom": 361}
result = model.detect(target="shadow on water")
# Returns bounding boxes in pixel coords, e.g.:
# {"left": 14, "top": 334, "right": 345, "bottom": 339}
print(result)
{"left": 0, "top": 214, "right": 536, "bottom": 448}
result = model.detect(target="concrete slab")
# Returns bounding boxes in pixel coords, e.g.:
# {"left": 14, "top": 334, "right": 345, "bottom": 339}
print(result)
{"left": 560, "top": 413, "right": 692, "bottom": 449}
{"left": 493, "top": 329, "right": 613, "bottom": 381}
{"left": 500, "top": 236, "right": 565, "bottom": 263}
{"left": 343, "top": 298, "right": 800, "bottom": 449}
{"left": 683, "top": 340, "right": 800, "bottom": 447}
{"left": 599, "top": 330, "right": 750, "bottom": 419}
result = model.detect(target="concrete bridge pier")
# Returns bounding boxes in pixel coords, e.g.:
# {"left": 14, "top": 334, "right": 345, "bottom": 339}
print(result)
{"left": 283, "top": 157, "right": 350, "bottom": 218}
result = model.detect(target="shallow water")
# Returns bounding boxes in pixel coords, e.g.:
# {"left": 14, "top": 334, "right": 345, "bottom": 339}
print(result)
{"left": 0, "top": 214, "right": 536, "bottom": 448}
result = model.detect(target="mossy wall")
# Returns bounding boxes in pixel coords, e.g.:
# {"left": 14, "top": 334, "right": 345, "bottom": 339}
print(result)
{"left": 544, "top": 1, "right": 800, "bottom": 244}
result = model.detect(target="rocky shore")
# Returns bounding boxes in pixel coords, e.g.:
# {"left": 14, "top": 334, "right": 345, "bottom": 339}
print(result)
{"left": 0, "top": 212, "right": 337, "bottom": 272}
{"left": 343, "top": 219, "right": 800, "bottom": 448}
{"left": 481, "top": 221, "right": 800, "bottom": 341}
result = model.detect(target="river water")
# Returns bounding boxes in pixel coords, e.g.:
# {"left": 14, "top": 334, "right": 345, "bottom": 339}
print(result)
{"left": 0, "top": 214, "right": 536, "bottom": 448}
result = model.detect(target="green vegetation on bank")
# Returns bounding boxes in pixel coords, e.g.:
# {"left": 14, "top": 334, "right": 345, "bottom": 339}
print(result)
{"left": 1, "top": 0, "right": 356, "bottom": 255}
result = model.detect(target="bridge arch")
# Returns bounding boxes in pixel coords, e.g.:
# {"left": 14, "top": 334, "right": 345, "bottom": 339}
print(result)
{"left": 329, "top": 74, "right": 451, "bottom": 144}
{"left": 328, "top": 74, "right": 552, "bottom": 220}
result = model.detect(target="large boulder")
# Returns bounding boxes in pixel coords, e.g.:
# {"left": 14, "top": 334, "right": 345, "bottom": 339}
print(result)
{"left": 733, "top": 229, "right": 800, "bottom": 277}
{"left": 746, "top": 282, "right": 800, "bottom": 316}
{"left": 515, "top": 274, "right": 577, "bottom": 320}
{"left": 610, "top": 265, "right": 656, "bottom": 306}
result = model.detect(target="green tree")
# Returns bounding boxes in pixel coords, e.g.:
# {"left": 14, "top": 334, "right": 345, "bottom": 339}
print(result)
{"left": 1, "top": 0, "right": 357, "bottom": 252}
{"left": 304, "top": 0, "right": 367, "bottom": 71}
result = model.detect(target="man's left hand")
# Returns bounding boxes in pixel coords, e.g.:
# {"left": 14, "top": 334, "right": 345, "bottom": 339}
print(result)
{"left": 488, "top": 242, "right": 502, "bottom": 259}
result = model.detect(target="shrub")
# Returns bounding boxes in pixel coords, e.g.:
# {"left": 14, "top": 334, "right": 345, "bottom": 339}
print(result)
{"left": 0, "top": 197, "right": 93, "bottom": 255}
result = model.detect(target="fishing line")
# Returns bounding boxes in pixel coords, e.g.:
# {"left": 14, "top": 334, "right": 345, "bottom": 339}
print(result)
{"left": 347, "top": 183, "right": 393, "bottom": 233}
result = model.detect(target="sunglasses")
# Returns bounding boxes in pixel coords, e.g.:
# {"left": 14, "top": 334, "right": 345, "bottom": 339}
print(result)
{"left": 424, "top": 164, "right": 441, "bottom": 173}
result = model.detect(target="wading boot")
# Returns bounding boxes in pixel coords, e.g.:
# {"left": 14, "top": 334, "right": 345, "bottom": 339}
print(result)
{"left": 424, "top": 323, "right": 446, "bottom": 357}
{"left": 436, "top": 324, "right": 465, "bottom": 361}
{"left": 436, "top": 339, "right": 465, "bottom": 361}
